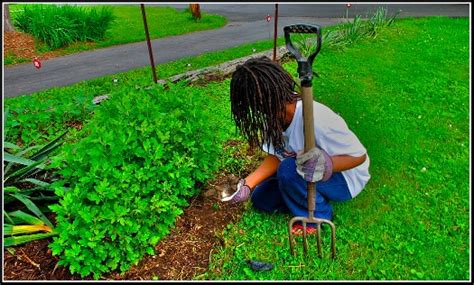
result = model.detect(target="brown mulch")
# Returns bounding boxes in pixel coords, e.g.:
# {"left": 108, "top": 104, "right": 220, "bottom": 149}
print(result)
{"left": 3, "top": 31, "right": 61, "bottom": 63}
{"left": 4, "top": 31, "right": 97, "bottom": 65}
{"left": 3, "top": 172, "right": 256, "bottom": 280}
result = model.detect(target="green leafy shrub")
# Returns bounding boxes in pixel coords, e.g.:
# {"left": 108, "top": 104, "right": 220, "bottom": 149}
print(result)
{"left": 14, "top": 4, "right": 115, "bottom": 49}
{"left": 5, "top": 88, "right": 96, "bottom": 146}
{"left": 49, "top": 82, "right": 223, "bottom": 279}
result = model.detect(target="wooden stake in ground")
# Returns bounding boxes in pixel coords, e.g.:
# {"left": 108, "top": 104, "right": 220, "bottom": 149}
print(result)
{"left": 140, "top": 4, "right": 158, "bottom": 84}
{"left": 273, "top": 4, "right": 279, "bottom": 61}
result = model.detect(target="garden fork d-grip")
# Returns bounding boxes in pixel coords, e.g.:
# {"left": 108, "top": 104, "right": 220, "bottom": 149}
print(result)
{"left": 284, "top": 24, "right": 336, "bottom": 259}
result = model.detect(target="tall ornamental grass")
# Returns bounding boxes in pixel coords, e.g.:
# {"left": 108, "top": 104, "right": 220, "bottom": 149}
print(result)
{"left": 14, "top": 4, "right": 115, "bottom": 49}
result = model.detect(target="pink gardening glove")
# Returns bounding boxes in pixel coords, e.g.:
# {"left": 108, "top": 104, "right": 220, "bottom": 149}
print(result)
{"left": 296, "top": 147, "right": 333, "bottom": 182}
{"left": 221, "top": 179, "right": 251, "bottom": 204}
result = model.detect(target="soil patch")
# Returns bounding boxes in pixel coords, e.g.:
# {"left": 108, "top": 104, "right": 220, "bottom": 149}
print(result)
{"left": 3, "top": 141, "right": 265, "bottom": 280}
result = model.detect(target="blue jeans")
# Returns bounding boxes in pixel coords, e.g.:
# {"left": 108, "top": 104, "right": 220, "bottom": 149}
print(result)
{"left": 250, "top": 158, "right": 352, "bottom": 221}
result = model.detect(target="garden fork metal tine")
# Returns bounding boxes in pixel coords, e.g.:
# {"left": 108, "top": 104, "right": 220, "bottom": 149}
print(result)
{"left": 289, "top": 217, "right": 336, "bottom": 258}
{"left": 288, "top": 183, "right": 337, "bottom": 259}
{"left": 323, "top": 219, "right": 337, "bottom": 259}
{"left": 302, "top": 221, "right": 308, "bottom": 255}
{"left": 316, "top": 222, "right": 322, "bottom": 258}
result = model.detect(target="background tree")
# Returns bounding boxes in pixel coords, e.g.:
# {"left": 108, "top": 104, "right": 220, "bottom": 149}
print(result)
{"left": 189, "top": 4, "right": 201, "bottom": 21}
{"left": 4, "top": 4, "right": 15, "bottom": 32}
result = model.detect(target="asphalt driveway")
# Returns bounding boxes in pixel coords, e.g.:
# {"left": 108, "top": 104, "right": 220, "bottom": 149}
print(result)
{"left": 3, "top": 3, "right": 469, "bottom": 98}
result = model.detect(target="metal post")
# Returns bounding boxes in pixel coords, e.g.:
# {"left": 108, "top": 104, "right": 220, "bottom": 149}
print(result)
{"left": 141, "top": 4, "right": 158, "bottom": 83}
{"left": 273, "top": 3, "right": 279, "bottom": 62}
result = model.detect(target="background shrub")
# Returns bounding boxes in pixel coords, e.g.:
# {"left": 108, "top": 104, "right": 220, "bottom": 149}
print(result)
{"left": 48, "top": 82, "right": 224, "bottom": 279}
{"left": 14, "top": 4, "right": 115, "bottom": 49}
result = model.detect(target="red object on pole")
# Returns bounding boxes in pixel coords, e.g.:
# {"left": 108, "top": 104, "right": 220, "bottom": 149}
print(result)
{"left": 273, "top": 4, "right": 279, "bottom": 62}
{"left": 141, "top": 4, "right": 158, "bottom": 84}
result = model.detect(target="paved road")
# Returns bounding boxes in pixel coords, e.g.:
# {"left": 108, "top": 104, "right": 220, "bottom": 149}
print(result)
{"left": 3, "top": 4, "right": 469, "bottom": 98}
{"left": 164, "top": 3, "right": 469, "bottom": 21}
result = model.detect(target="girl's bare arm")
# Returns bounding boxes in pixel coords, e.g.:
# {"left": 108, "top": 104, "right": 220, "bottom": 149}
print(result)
{"left": 245, "top": 155, "right": 281, "bottom": 189}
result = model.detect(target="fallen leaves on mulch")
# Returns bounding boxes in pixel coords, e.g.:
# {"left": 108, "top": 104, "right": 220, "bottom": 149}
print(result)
{"left": 4, "top": 31, "right": 37, "bottom": 60}
{"left": 4, "top": 31, "right": 65, "bottom": 63}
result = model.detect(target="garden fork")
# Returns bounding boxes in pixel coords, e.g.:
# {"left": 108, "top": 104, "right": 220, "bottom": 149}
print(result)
{"left": 284, "top": 24, "right": 336, "bottom": 259}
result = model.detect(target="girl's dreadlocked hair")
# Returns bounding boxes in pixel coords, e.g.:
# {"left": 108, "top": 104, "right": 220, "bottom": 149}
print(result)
{"left": 230, "top": 56, "right": 299, "bottom": 150}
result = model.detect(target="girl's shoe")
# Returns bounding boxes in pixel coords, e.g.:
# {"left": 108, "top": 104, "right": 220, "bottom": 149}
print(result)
{"left": 291, "top": 224, "right": 317, "bottom": 236}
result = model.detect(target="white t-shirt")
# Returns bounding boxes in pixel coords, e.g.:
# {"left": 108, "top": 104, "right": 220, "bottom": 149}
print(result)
{"left": 262, "top": 100, "right": 370, "bottom": 198}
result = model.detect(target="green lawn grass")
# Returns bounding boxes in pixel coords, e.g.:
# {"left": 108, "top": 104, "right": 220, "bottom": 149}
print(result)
{"left": 6, "top": 4, "right": 227, "bottom": 64}
{"left": 4, "top": 16, "right": 469, "bottom": 281}
{"left": 202, "top": 16, "right": 470, "bottom": 280}
{"left": 4, "top": 53, "right": 30, "bottom": 65}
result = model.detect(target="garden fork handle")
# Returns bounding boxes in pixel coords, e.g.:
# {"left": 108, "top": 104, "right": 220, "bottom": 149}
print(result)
{"left": 285, "top": 24, "right": 336, "bottom": 259}
{"left": 301, "top": 86, "right": 316, "bottom": 219}
{"left": 284, "top": 24, "right": 322, "bottom": 86}
{"left": 284, "top": 24, "right": 322, "bottom": 219}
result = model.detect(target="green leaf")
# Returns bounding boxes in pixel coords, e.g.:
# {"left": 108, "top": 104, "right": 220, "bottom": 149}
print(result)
{"left": 21, "top": 178, "right": 51, "bottom": 189}
{"left": 14, "top": 144, "right": 43, "bottom": 158}
{"left": 146, "top": 247, "right": 155, "bottom": 255}
{"left": 243, "top": 267, "right": 254, "bottom": 278}
{"left": 4, "top": 224, "right": 53, "bottom": 235}
{"left": 3, "top": 151, "right": 37, "bottom": 166}
{"left": 30, "top": 130, "right": 69, "bottom": 161}
{"left": 10, "top": 193, "right": 54, "bottom": 229}
{"left": 4, "top": 210, "right": 15, "bottom": 224}
{"left": 3, "top": 141, "right": 21, "bottom": 150}
{"left": 149, "top": 236, "right": 160, "bottom": 245}
{"left": 3, "top": 186, "right": 21, "bottom": 193}
{"left": 4, "top": 158, "right": 45, "bottom": 184}
{"left": 4, "top": 231, "right": 58, "bottom": 247}
{"left": 7, "top": 210, "right": 45, "bottom": 225}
